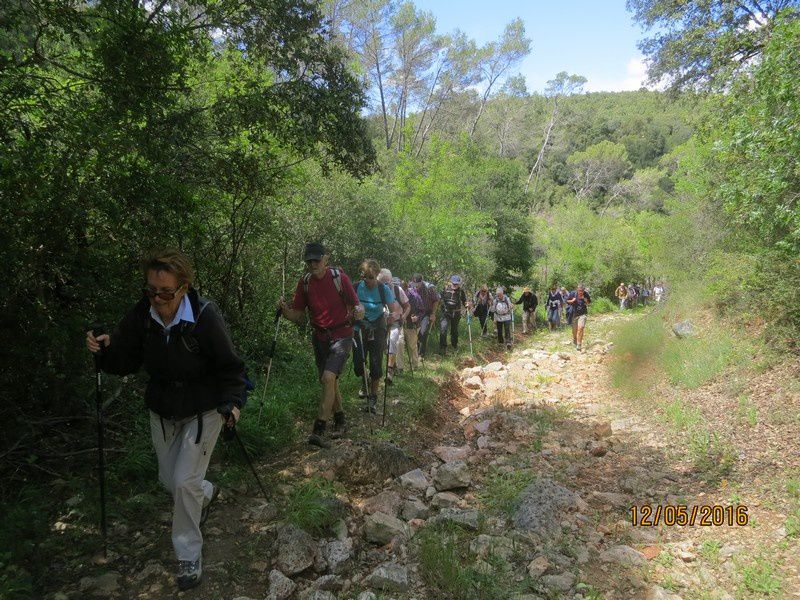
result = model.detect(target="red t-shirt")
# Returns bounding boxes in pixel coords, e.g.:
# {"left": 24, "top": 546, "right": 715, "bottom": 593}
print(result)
{"left": 291, "top": 268, "right": 359, "bottom": 339}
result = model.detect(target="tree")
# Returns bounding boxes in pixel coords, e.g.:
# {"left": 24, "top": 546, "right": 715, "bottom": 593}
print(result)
{"left": 524, "top": 71, "right": 586, "bottom": 195}
{"left": 468, "top": 18, "right": 531, "bottom": 137}
{"left": 567, "top": 141, "right": 632, "bottom": 199}
{"left": 627, "top": 0, "right": 800, "bottom": 89}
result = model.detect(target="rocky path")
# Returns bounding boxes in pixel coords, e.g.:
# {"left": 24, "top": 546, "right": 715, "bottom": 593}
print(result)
{"left": 71, "top": 313, "right": 798, "bottom": 599}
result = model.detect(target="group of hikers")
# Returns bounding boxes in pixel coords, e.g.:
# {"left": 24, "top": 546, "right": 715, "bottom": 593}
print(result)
{"left": 83, "top": 244, "right": 597, "bottom": 591}
{"left": 615, "top": 281, "right": 665, "bottom": 309}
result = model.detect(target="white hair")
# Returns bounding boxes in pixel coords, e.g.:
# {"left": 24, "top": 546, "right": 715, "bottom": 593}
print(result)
{"left": 378, "top": 268, "right": 393, "bottom": 284}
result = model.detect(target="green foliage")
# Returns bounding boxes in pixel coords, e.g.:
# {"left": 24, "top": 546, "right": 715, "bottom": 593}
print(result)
{"left": 477, "top": 469, "right": 537, "bottom": 516}
{"left": 688, "top": 429, "right": 736, "bottom": 482}
{"left": 738, "top": 556, "right": 783, "bottom": 595}
{"left": 627, "top": 0, "right": 798, "bottom": 90}
{"left": 282, "top": 477, "right": 344, "bottom": 536}
{"left": 591, "top": 297, "right": 615, "bottom": 314}
{"left": 414, "top": 523, "right": 527, "bottom": 600}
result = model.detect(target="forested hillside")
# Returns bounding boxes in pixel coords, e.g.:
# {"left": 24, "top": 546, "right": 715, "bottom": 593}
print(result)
{"left": 1, "top": 0, "right": 798, "bottom": 597}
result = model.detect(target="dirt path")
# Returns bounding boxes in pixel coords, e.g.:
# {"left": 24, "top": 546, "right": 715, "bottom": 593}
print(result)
{"left": 71, "top": 312, "right": 799, "bottom": 599}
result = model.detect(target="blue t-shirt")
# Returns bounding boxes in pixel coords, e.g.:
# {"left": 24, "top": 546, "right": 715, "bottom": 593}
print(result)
{"left": 356, "top": 281, "right": 395, "bottom": 324}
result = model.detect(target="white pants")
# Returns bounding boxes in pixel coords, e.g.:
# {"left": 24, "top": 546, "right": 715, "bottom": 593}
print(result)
{"left": 389, "top": 325, "right": 405, "bottom": 369}
{"left": 150, "top": 409, "right": 222, "bottom": 562}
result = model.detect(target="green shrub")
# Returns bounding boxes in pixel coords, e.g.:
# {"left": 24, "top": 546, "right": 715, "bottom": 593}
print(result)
{"left": 591, "top": 297, "right": 615, "bottom": 314}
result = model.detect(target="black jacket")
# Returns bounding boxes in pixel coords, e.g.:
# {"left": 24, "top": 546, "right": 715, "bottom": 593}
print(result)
{"left": 515, "top": 292, "right": 538, "bottom": 312}
{"left": 100, "top": 288, "right": 246, "bottom": 420}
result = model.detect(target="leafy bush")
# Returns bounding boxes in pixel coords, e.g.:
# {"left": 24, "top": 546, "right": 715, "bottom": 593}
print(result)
{"left": 591, "top": 297, "right": 615, "bottom": 314}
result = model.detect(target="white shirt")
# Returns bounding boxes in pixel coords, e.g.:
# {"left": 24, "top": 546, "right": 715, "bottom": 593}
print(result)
{"left": 150, "top": 294, "right": 195, "bottom": 342}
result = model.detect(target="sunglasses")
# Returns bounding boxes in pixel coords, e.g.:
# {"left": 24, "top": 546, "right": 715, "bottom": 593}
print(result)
{"left": 143, "top": 285, "right": 184, "bottom": 300}
{"left": 362, "top": 274, "right": 376, "bottom": 280}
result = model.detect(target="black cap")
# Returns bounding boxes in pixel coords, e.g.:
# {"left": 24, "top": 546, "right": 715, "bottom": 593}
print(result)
{"left": 303, "top": 242, "right": 326, "bottom": 262}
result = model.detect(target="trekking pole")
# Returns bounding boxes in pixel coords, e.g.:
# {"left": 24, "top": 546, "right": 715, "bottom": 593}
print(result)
{"left": 257, "top": 307, "right": 282, "bottom": 424}
{"left": 381, "top": 332, "right": 391, "bottom": 427}
{"left": 404, "top": 329, "right": 414, "bottom": 378}
{"left": 466, "top": 310, "right": 474, "bottom": 357}
{"left": 220, "top": 416, "right": 268, "bottom": 499}
{"left": 90, "top": 324, "right": 108, "bottom": 561}
{"left": 356, "top": 328, "right": 372, "bottom": 417}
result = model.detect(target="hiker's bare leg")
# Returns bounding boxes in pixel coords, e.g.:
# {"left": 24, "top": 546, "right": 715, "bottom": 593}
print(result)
{"left": 332, "top": 378, "right": 343, "bottom": 413}
{"left": 318, "top": 371, "right": 337, "bottom": 421}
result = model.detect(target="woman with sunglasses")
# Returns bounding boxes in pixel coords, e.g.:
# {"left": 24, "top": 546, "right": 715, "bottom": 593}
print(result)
{"left": 85, "top": 249, "right": 246, "bottom": 592}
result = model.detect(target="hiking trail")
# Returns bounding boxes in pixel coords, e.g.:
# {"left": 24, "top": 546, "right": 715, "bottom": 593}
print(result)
{"left": 71, "top": 312, "right": 800, "bottom": 599}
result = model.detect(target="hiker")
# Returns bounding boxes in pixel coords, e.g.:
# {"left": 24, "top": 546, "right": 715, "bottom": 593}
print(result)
{"left": 378, "top": 270, "right": 410, "bottom": 382}
{"left": 353, "top": 259, "right": 401, "bottom": 411}
{"left": 410, "top": 273, "right": 439, "bottom": 359}
{"left": 654, "top": 282, "right": 665, "bottom": 303}
{"left": 85, "top": 249, "right": 246, "bottom": 591}
{"left": 546, "top": 284, "right": 562, "bottom": 331}
{"left": 438, "top": 275, "right": 469, "bottom": 353}
{"left": 279, "top": 242, "right": 363, "bottom": 447}
{"left": 559, "top": 286, "right": 569, "bottom": 326}
{"left": 627, "top": 283, "right": 638, "bottom": 308}
{"left": 641, "top": 285, "right": 651, "bottom": 306}
{"left": 566, "top": 284, "right": 591, "bottom": 351}
{"left": 403, "top": 279, "right": 425, "bottom": 369}
{"left": 473, "top": 285, "right": 493, "bottom": 336}
{"left": 514, "top": 287, "right": 538, "bottom": 334}
{"left": 615, "top": 282, "right": 628, "bottom": 310}
{"left": 492, "top": 287, "right": 513, "bottom": 349}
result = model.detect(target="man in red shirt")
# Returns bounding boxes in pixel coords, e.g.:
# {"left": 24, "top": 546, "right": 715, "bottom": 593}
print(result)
{"left": 279, "top": 242, "right": 364, "bottom": 447}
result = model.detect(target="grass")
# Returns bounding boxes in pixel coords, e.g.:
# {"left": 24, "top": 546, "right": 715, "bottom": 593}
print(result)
{"left": 663, "top": 398, "right": 702, "bottom": 430}
{"left": 414, "top": 522, "right": 530, "bottom": 600}
{"left": 698, "top": 539, "right": 723, "bottom": 564}
{"left": 661, "top": 331, "right": 745, "bottom": 389}
{"left": 476, "top": 468, "right": 537, "bottom": 516}
{"left": 738, "top": 557, "right": 782, "bottom": 595}
{"left": 688, "top": 429, "right": 737, "bottom": 482}
{"left": 281, "top": 476, "right": 345, "bottom": 536}
{"left": 784, "top": 506, "right": 800, "bottom": 538}
{"left": 736, "top": 395, "right": 758, "bottom": 426}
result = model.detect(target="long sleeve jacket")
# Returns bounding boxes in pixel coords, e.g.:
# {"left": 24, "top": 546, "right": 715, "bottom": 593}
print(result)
{"left": 99, "top": 288, "right": 246, "bottom": 420}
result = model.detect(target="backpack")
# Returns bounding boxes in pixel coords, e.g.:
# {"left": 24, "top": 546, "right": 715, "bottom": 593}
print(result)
{"left": 302, "top": 267, "right": 351, "bottom": 308}
{"left": 442, "top": 286, "right": 463, "bottom": 312}
{"left": 495, "top": 297, "right": 510, "bottom": 315}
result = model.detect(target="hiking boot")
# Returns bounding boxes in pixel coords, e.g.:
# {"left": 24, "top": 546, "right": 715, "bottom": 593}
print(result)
{"left": 308, "top": 419, "right": 331, "bottom": 448}
{"left": 361, "top": 395, "right": 377, "bottom": 414}
{"left": 506, "top": 343, "right": 512, "bottom": 350}
{"left": 330, "top": 411, "right": 347, "bottom": 439}
{"left": 358, "top": 387, "right": 367, "bottom": 399}
{"left": 385, "top": 368, "right": 394, "bottom": 385}
{"left": 577, "top": 344, "right": 582, "bottom": 352}
{"left": 200, "top": 484, "right": 220, "bottom": 527}
{"left": 177, "top": 558, "right": 202, "bottom": 591}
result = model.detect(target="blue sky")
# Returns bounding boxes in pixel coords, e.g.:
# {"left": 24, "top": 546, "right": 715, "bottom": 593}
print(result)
{"left": 413, "top": 0, "right": 649, "bottom": 93}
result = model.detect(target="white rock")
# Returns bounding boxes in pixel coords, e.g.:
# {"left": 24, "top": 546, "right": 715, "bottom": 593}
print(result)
{"left": 599, "top": 545, "right": 647, "bottom": 566}
{"left": 267, "top": 570, "right": 296, "bottom": 600}
{"left": 398, "top": 468, "right": 430, "bottom": 491}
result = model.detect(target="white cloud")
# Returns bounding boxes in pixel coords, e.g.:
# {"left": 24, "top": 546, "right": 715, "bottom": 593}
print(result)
{"left": 584, "top": 56, "right": 650, "bottom": 93}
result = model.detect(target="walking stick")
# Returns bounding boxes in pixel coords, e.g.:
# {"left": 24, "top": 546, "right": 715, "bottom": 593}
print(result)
{"left": 381, "top": 332, "right": 391, "bottom": 427}
{"left": 90, "top": 325, "right": 108, "bottom": 560}
{"left": 404, "top": 328, "right": 414, "bottom": 377}
{"left": 220, "top": 417, "right": 268, "bottom": 499}
{"left": 466, "top": 310, "right": 474, "bottom": 357}
{"left": 257, "top": 307, "right": 282, "bottom": 424}
{"left": 356, "top": 328, "right": 372, "bottom": 416}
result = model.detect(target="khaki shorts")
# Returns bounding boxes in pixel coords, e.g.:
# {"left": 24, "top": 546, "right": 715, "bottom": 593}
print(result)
{"left": 572, "top": 314, "right": 587, "bottom": 328}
